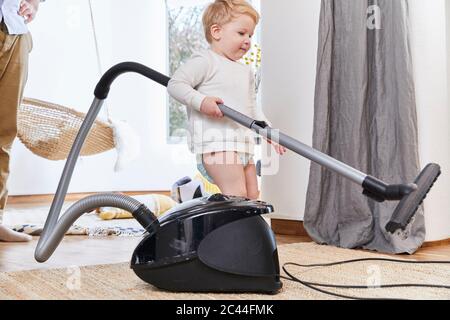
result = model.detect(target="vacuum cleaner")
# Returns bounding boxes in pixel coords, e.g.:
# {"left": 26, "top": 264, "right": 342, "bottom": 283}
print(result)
{"left": 35, "top": 62, "right": 441, "bottom": 293}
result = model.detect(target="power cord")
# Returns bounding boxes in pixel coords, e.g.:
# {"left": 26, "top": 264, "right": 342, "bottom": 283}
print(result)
{"left": 280, "top": 258, "right": 450, "bottom": 300}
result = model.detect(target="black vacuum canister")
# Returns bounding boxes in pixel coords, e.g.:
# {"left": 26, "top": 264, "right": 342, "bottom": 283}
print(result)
{"left": 130, "top": 194, "right": 282, "bottom": 294}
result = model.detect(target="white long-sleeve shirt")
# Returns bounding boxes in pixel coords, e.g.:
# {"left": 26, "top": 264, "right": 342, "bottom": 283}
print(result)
{"left": 0, "top": 0, "right": 27, "bottom": 34}
{"left": 0, "top": 0, "right": 44, "bottom": 35}
{"left": 168, "top": 49, "right": 269, "bottom": 155}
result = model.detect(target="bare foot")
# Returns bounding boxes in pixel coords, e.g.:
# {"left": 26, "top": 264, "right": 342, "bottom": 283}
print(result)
{"left": 0, "top": 225, "right": 32, "bottom": 242}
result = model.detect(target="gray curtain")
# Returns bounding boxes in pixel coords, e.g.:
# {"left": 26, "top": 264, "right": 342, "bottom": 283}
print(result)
{"left": 304, "top": 0, "right": 424, "bottom": 254}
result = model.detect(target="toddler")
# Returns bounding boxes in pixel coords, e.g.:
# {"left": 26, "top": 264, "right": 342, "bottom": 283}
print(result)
{"left": 168, "top": 0, "right": 285, "bottom": 200}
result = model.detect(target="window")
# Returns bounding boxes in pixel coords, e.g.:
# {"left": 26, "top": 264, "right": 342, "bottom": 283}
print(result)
{"left": 166, "top": 0, "right": 209, "bottom": 141}
{"left": 166, "top": 0, "right": 261, "bottom": 142}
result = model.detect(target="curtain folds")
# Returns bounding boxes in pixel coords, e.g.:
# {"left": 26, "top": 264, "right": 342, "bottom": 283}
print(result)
{"left": 304, "top": 0, "right": 423, "bottom": 254}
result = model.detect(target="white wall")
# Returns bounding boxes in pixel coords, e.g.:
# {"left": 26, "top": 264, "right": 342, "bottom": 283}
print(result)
{"left": 447, "top": 0, "right": 450, "bottom": 146}
{"left": 409, "top": 0, "right": 450, "bottom": 241}
{"left": 260, "top": 0, "right": 321, "bottom": 220}
{"left": 9, "top": 0, "right": 196, "bottom": 195}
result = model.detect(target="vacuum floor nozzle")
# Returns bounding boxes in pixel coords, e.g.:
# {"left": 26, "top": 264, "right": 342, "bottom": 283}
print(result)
{"left": 385, "top": 163, "right": 441, "bottom": 234}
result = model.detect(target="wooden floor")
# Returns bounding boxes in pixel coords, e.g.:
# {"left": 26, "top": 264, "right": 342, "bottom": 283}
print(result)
{"left": 1, "top": 201, "right": 449, "bottom": 273}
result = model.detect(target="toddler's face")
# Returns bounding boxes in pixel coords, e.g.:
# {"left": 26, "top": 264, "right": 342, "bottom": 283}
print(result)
{"left": 212, "top": 14, "right": 256, "bottom": 61}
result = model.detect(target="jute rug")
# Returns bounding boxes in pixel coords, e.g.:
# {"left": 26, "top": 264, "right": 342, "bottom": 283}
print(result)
{"left": 1, "top": 242, "right": 449, "bottom": 300}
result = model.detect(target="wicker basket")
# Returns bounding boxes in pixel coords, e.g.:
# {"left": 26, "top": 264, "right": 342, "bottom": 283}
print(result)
{"left": 17, "top": 98, "right": 115, "bottom": 161}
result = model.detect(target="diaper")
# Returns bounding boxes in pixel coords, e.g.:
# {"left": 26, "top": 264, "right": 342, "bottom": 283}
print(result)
{"left": 196, "top": 152, "right": 254, "bottom": 184}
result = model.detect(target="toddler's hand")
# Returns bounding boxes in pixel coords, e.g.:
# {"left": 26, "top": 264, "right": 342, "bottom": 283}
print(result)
{"left": 200, "top": 97, "right": 224, "bottom": 119}
{"left": 266, "top": 139, "right": 287, "bottom": 155}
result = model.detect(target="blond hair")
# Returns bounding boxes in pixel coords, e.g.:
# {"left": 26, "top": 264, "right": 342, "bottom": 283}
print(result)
{"left": 202, "top": 0, "right": 260, "bottom": 43}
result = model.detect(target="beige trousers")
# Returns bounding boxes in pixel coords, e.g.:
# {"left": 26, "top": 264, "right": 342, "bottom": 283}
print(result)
{"left": 0, "top": 21, "right": 32, "bottom": 223}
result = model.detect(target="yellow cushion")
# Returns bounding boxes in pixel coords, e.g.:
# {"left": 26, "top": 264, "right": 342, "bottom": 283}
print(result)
{"left": 98, "top": 194, "right": 177, "bottom": 220}
{"left": 194, "top": 172, "right": 221, "bottom": 195}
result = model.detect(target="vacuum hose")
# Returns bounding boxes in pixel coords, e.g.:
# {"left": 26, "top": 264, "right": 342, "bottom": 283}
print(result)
{"left": 35, "top": 193, "right": 156, "bottom": 262}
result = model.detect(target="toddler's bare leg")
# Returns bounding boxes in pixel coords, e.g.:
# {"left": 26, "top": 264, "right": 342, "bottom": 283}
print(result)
{"left": 244, "top": 161, "right": 259, "bottom": 200}
{"left": 203, "top": 152, "right": 247, "bottom": 197}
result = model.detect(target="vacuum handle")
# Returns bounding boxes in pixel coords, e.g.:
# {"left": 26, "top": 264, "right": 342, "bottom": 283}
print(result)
{"left": 94, "top": 62, "right": 170, "bottom": 99}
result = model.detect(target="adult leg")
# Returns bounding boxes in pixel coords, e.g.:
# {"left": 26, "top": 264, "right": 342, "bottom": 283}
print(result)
{"left": 0, "top": 30, "right": 32, "bottom": 241}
